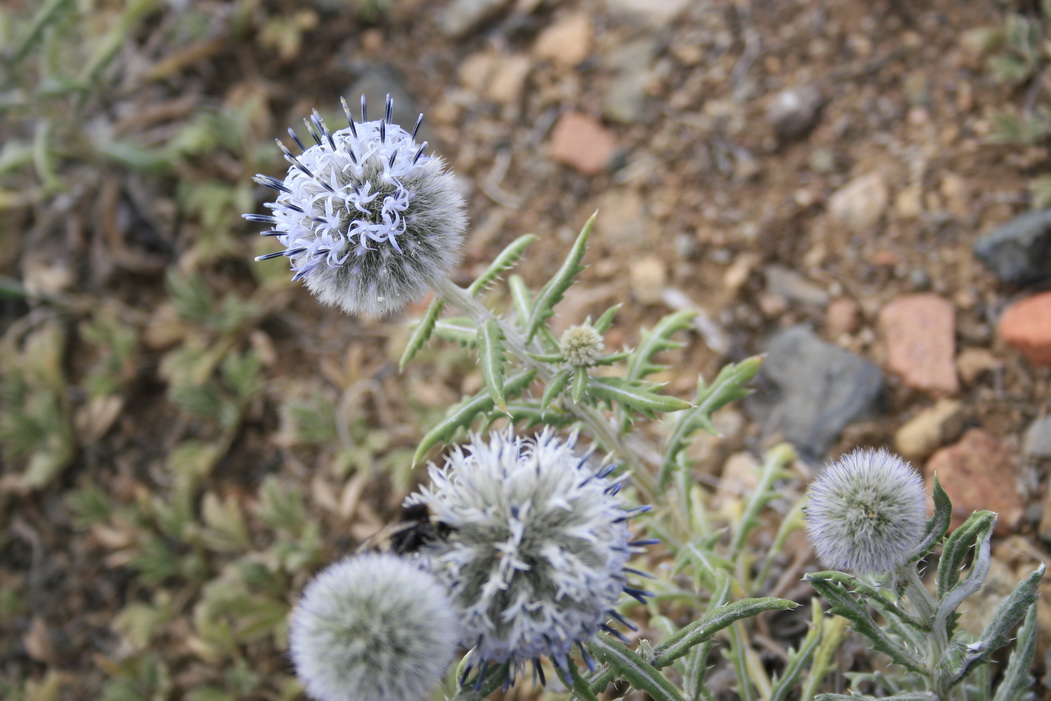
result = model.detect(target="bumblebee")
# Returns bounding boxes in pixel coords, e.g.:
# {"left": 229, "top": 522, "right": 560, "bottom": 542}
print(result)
{"left": 357, "top": 503, "right": 453, "bottom": 556}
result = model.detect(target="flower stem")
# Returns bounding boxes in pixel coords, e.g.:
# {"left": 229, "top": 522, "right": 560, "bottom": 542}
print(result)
{"left": 430, "top": 276, "right": 656, "bottom": 499}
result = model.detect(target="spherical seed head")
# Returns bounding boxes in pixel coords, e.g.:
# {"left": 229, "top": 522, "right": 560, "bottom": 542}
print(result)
{"left": 289, "top": 553, "right": 460, "bottom": 701}
{"left": 408, "top": 429, "right": 643, "bottom": 679}
{"left": 247, "top": 97, "right": 467, "bottom": 318}
{"left": 559, "top": 324, "right": 605, "bottom": 367}
{"left": 804, "top": 447, "right": 928, "bottom": 575}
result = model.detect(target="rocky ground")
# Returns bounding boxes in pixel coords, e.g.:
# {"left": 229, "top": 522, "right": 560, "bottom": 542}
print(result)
{"left": 3, "top": 0, "right": 1051, "bottom": 697}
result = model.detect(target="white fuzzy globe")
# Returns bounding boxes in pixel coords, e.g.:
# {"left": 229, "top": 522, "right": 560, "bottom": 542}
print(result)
{"left": 289, "top": 553, "right": 460, "bottom": 701}
{"left": 804, "top": 447, "right": 928, "bottom": 575}
{"left": 246, "top": 95, "right": 466, "bottom": 317}
{"left": 408, "top": 429, "right": 649, "bottom": 682}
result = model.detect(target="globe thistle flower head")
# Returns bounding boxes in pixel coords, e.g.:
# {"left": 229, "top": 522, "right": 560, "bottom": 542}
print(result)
{"left": 408, "top": 429, "right": 652, "bottom": 686}
{"left": 289, "top": 553, "right": 460, "bottom": 701}
{"left": 559, "top": 324, "right": 605, "bottom": 367}
{"left": 246, "top": 95, "right": 467, "bottom": 317}
{"left": 804, "top": 447, "right": 928, "bottom": 575}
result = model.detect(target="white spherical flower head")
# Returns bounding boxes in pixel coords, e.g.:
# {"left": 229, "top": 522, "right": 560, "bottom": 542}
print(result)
{"left": 289, "top": 553, "right": 460, "bottom": 701}
{"left": 559, "top": 324, "right": 605, "bottom": 367}
{"left": 804, "top": 447, "right": 928, "bottom": 575}
{"left": 408, "top": 429, "right": 652, "bottom": 685}
{"left": 246, "top": 95, "right": 467, "bottom": 317}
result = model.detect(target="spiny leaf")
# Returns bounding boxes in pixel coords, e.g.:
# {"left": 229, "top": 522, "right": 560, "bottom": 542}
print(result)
{"left": 399, "top": 297, "right": 445, "bottom": 371}
{"left": 540, "top": 367, "right": 572, "bottom": 410}
{"left": 805, "top": 573, "right": 923, "bottom": 674}
{"left": 593, "top": 303, "right": 622, "bottom": 334}
{"left": 936, "top": 510, "right": 997, "bottom": 597}
{"left": 525, "top": 212, "right": 595, "bottom": 340}
{"left": 571, "top": 366, "right": 589, "bottom": 404}
{"left": 653, "top": 598, "right": 797, "bottom": 666}
{"left": 412, "top": 370, "right": 535, "bottom": 465}
{"left": 507, "top": 274, "right": 532, "bottom": 322}
{"left": 625, "top": 309, "right": 696, "bottom": 382}
{"left": 992, "top": 599, "right": 1039, "bottom": 701}
{"left": 909, "top": 475, "right": 951, "bottom": 563}
{"left": 468, "top": 234, "right": 537, "bottom": 295}
{"left": 478, "top": 318, "right": 507, "bottom": 413}
{"left": 589, "top": 376, "right": 691, "bottom": 420}
{"left": 589, "top": 635, "right": 685, "bottom": 701}
{"left": 659, "top": 355, "right": 763, "bottom": 488}
{"left": 432, "top": 317, "right": 478, "bottom": 347}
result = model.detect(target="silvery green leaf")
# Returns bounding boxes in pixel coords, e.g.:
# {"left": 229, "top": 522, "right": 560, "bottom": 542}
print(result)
{"left": 593, "top": 303, "right": 622, "bottom": 334}
{"left": 951, "top": 564, "right": 1045, "bottom": 685}
{"left": 467, "top": 234, "right": 537, "bottom": 296}
{"left": 816, "top": 695, "right": 938, "bottom": 701}
{"left": 653, "top": 598, "right": 797, "bottom": 666}
{"left": 588, "top": 376, "right": 691, "bottom": 420}
{"left": 805, "top": 572, "right": 923, "bottom": 674}
{"left": 908, "top": 475, "right": 951, "bottom": 563}
{"left": 507, "top": 274, "right": 532, "bottom": 322}
{"left": 525, "top": 212, "right": 594, "bottom": 341}
{"left": 589, "top": 635, "right": 685, "bottom": 701}
{"left": 936, "top": 510, "right": 997, "bottom": 597}
{"left": 432, "top": 317, "right": 478, "bottom": 347}
{"left": 659, "top": 356, "right": 763, "bottom": 488}
{"left": 412, "top": 370, "right": 535, "bottom": 465}
{"left": 624, "top": 309, "right": 695, "bottom": 382}
{"left": 477, "top": 318, "right": 507, "bottom": 413}
{"left": 935, "top": 515, "right": 993, "bottom": 643}
{"left": 540, "top": 368, "right": 572, "bottom": 410}
{"left": 770, "top": 603, "right": 823, "bottom": 701}
{"left": 570, "top": 366, "right": 589, "bottom": 404}
{"left": 992, "top": 597, "right": 1040, "bottom": 701}
{"left": 399, "top": 297, "right": 445, "bottom": 371}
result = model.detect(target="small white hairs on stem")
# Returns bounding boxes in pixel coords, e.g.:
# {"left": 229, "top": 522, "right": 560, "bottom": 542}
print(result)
{"left": 246, "top": 94, "right": 467, "bottom": 317}
{"left": 408, "top": 429, "right": 654, "bottom": 688}
{"left": 804, "top": 447, "right": 928, "bottom": 575}
{"left": 289, "top": 553, "right": 460, "bottom": 701}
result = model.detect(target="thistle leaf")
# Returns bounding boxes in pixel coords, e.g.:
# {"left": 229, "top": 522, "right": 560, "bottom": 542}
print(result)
{"left": 991, "top": 597, "right": 1040, "bottom": 701}
{"left": 769, "top": 603, "right": 823, "bottom": 701}
{"left": 625, "top": 309, "right": 696, "bottom": 382}
{"left": 589, "top": 635, "right": 685, "bottom": 701}
{"left": 525, "top": 212, "right": 595, "bottom": 340}
{"left": 507, "top": 274, "right": 532, "bottom": 322}
{"left": 804, "top": 572, "right": 923, "bottom": 674}
{"left": 540, "top": 368, "right": 572, "bottom": 410}
{"left": 478, "top": 318, "right": 507, "bottom": 413}
{"left": 936, "top": 510, "right": 997, "bottom": 597}
{"left": 412, "top": 370, "right": 535, "bottom": 465}
{"left": 593, "top": 303, "right": 622, "bottom": 334}
{"left": 432, "top": 317, "right": 479, "bottom": 347}
{"left": 468, "top": 234, "right": 537, "bottom": 295}
{"left": 659, "top": 355, "right": 763, "bottom": 488}
{"left": 399, "top": 297, "right": 445, "bottom": 371}
{"left": 571, "top": 366, "right": 589, "bottom": 404}
{"left": 588, "top": 376, "right": 691, "bottom": 419}
{"left": 653, "top": 597, "right": 797, "bottom": 665}
{"left": 909, "top": 475, "right": 951, "bottom": 563}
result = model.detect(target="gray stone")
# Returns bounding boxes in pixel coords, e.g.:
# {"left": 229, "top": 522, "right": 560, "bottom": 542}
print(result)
{"left": 440, "top": 0, "right": 511, "bottom": 38}
{"left": 746, "top": 326, "right": 884, "bottom": 458}
{"left": 764, "top": 265, "right": 829, "bottom": 309}
{"left": 768, "top": 85, "right": 825, "bottom": 141}
{"left": 1023, "top": 416, "right": 1051, "bottom": 457}
{"left": 973, "top": 209, "right": 1051, "bottom": 286}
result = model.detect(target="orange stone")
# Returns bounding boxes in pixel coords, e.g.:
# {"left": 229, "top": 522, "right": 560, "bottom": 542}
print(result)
{"left": 998, "top": 291, "right": 1051, "bottom": 366}
{"left": 549, "top": 112, "right": 616, "bottom": 176}
{"left": 878, "top": 294, "right": 959, "bottom": 394}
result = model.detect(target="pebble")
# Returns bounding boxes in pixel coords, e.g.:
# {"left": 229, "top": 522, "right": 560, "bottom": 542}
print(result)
{"left": 894, "top": 182, "right": 924, "bottom": 219}
{"left": 764, "top": 265, "right": 828, "bottom": 309}
{"left": 533, "top": 12, "right": 592, "bottom": 66}
{"left": 878, "top": 294, "right": 959, "bottom": 394}
{"left": 439, "top": 0, "right": 510, "bottom": 38}
{"left": 549, "top": 112, "right": 616, "bottom": 175}
{"left": 825, "top": 298, "right": 860, "bottom": 337}
{"left": 629, "top": 256, "right": 666, "bottom": 305}
{"left": 925, "top": 428, "right": 1023, "bottom": 536}
{"left": 828, "top": 172, "right": 889, "bottom": 235}
{"left": 603, "top": 38, "right": 655, "bottom": 124}
{"left": 893, "top": 399, "right": 965, "bottom": 460}
{"left": 973, "top": 209, "right": 1051, "bottom": 286}
{"left": 955, "top": 347, "right": 1001, "bottom": 385}
{"left": 486, "top": 54, "right": 531, "bottom": 105}
{"left": 767, "top": 85, "right": 825, "bottom": 141}
{"left": 604, "top": 0, "right": 691, "bottom": 26}
{"left": 745, "top": 325, "right": 884, "bottom": 459}
{"left": 998, "top": 291, "right": 1051, "bottom": 366}
{"left": 595, "top": 188, "right": 646, "bottom": 248}
{"left": 1023, "top": 416, "right": 1051, "bottom": 457}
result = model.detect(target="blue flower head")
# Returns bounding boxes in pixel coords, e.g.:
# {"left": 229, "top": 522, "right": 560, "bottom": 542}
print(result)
{"left": 408, "top": 429, "right": 653, "bottom": 687}
{"left": 246, "top": 95, "right": 466, "bottom": 317}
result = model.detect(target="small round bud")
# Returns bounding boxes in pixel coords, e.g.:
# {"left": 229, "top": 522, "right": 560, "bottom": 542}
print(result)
{"left": 289, "top": 553, "right": 460, "bottom": 701}
{"left": 559, "top": 324, "right": 605, "bottom": 367}
{"left": 804, "top": 447, "right": 928, "bottom": 575}
{"left": 246, "top": 95, "right": 467, "bottom": 317}
{"left": 409, "top": 429, "right": 650, "bottom": 683}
